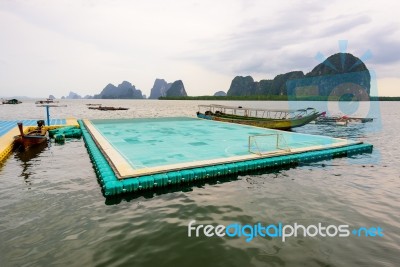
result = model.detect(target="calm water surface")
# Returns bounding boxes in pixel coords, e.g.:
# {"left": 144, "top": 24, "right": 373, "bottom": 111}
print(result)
{"left": 0, "top": 100, "right": 399, "bottom": 267}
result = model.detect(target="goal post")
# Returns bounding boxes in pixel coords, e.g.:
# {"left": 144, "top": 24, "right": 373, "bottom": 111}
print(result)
{"left": 248, "top": 134, "right": 291, "bottom": 155}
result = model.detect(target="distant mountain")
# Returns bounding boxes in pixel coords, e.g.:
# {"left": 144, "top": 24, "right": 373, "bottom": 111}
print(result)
{"left": 149, "top": 79, "right": 172, "bottom": 99}
{"left": 48, "top": 95, "right": 56, "bottom": 100}
{"left": 227, "top": 76, "right": 258, "bottom": 96}
{"left": 63, "top": 91, "right": 82, "bottom": 99}
{"left": 259, "top": 71, "right": 305, "bottom": 96}
{"left": 227, "top": 53, "right": 371, "bottom": 97}
{"left": 214, "top": 91, "right": 227, "bottom": 96}
{"left": 166, "top": 80, "right": 187, "bottom": 97}
{"left": 303, "top": 53, "right": 371, "bottom": 98}
{"left": 93, "top": 81, "right": 143, "bottom": 99}
{"left": 149, "top": 78, "right": 188, "bottom": 99}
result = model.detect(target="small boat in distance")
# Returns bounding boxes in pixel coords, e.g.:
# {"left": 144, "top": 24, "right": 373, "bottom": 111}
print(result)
{"left": 2, "top": 98, "right": 22, "bottom": 104}
{"left": 88, "top": 105, "right": 129, "bottom": 111}
{"left": 86, "top": 103, "right": 102, "bottom": 106}
{"left": 35, "top": 98, "right": 59, "bottom": 104}
{"left": 14, "top": 120, "right": 48, "bottom": 150}
{"left": 313, "top": 115, "right": 374, "bottom": 126}
{"left": 196, "top": 104, "right": 324, "bottom": 130}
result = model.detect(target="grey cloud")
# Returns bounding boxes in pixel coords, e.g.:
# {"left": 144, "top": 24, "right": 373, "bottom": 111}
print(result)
{"left": 231, "top": 52, "right": 314, "bottom": 76}
{"left": 368, "top": 39, "right": 400, "bottom": 64}
{"left": 354, "top": 24, "right": 400, "bottom": 65}
{"left": 319, "top": 15, "right": 372, "bottom": 37}
{"left": 232, "top": 60, "right": 265, "bottom": 74}
{"left": 183, "top": 2, "right": 399, "bottom": 79}
{"left": 180, "top": 2, "right": 335, "bottom": 76}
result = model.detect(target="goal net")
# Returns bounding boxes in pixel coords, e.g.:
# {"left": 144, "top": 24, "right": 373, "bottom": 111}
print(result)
{"left": 248, "top": 134, "right": 291, "bottom": 155}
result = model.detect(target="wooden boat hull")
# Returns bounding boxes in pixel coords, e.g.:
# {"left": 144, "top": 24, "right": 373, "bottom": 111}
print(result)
{"left": 14, "top": 122, "right": 48, "bottom": 150}
{"left": 14, "top": 135, "right": 47, "bottom": 148}
{"left": 197, "top": 112, "right": 323, "bottom": 130}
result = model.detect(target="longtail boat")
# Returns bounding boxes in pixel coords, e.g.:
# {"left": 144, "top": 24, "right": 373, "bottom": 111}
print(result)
{"left": 196, "top": 104, "right": 324, "bottom": 130}
{"left": 14, "top": 120, "right": 48, "bottom": 150}
{"left": 88, "top": 106, "right": 129, "bottom": 111}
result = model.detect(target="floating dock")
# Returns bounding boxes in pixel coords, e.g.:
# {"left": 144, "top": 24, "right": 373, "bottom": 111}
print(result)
{"left": 0, "top": 118, "right": 79, "bottom": 162}
{"left": 79, "top": 117, "right": 373, "bottom": 196}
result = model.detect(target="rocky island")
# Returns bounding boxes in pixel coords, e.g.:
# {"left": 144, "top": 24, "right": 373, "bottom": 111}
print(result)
{"left": 227, "top": 53, "right": 370, "bottom": 99}
{"left": 149, "top": 79, "right": 187, "bottom": 99}
{"left": 93, "top": 81, "right": 144, "bottom": 99}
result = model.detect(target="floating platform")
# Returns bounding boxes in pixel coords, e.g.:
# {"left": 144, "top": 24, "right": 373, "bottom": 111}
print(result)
{"left": 0, "top": 118, "right": 79, "bottom": 162}
{"left": 79, "top": 117, "right": 373, "bottom": 196}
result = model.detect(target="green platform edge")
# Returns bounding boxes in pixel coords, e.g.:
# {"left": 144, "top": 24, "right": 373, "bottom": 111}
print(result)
{"left": 78, "top": 120, "right": 373, "bottom": 196}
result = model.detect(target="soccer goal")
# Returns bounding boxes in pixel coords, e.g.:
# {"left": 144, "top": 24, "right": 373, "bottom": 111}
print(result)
{"left": 248, "top": 134, "right": 291, "bottom": 155}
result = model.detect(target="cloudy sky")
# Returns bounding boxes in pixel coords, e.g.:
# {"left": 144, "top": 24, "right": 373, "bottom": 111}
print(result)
{"left": 0, "top": 0, "right": 399, "bottom": 97}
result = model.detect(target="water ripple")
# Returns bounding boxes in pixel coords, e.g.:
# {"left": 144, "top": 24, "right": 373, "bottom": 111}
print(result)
{"left": 0, "top": 100, "right": 399, "bottom": 266}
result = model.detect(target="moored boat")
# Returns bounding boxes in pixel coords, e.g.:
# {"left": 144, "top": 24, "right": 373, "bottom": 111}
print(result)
{"left": 14, "top": 120, "right": 48, "bottom": 150}
{"left": 88, "top": 106, "right": 129, "bottom": 111}
{"left": 313, "top": 115, "right": 374, "bottom": 126}
{"left": 86, "top": 103, "right": 102, "bottom": 106}
{"left": 35, "top": 98, "right": 59, "bottom": 104}
{"left": 196, "top": 104, "right": 324, "bottom": 130}
{"left": 2, "top": 98, "right": 22, "bottom": 104}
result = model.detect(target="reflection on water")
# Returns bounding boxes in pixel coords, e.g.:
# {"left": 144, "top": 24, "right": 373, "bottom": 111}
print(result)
{"left": 0, "top": 100, "right": 399, "bottom": 267}
{"left": 14, "top": 142, "right": 48, "bottom": 188}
